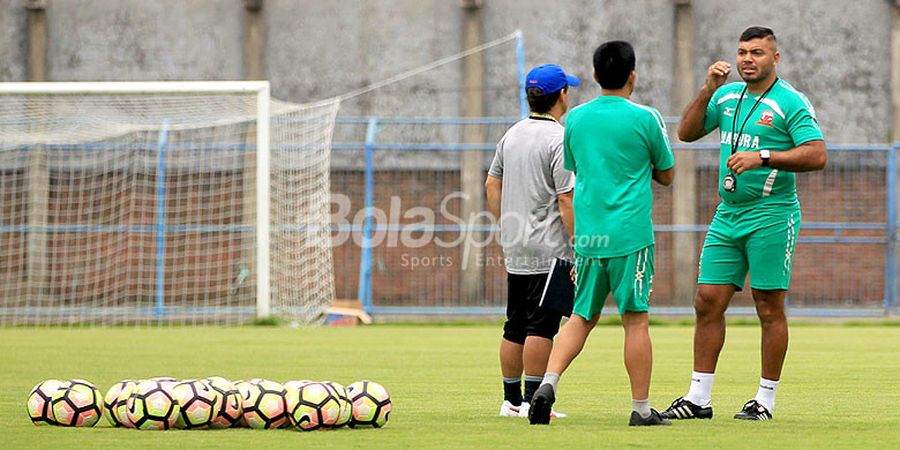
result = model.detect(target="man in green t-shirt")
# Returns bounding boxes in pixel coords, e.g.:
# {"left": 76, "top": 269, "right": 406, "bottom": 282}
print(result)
{"left": 661, "top": 26, "right": 826, "bottom": 422}
{"left": 528, "top": 41, "right": 674, "bottom": 427}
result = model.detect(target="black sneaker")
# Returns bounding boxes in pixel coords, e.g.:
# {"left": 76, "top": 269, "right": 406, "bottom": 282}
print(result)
{"left": 527, "top": 384, "right": 555, "bottom": 425}
{"left": 734, "top": 400, "right": 772, "bottom": 421}
{"left": 629, "top": 409, "right": 672, "bottom": 426}
{"left": 660, "top": 396, "right": 713, "bottom": 420}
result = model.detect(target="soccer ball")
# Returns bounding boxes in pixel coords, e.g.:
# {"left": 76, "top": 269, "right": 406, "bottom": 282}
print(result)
{"left": 26, "top": 379, "right": 69, "bottom": 426}
{"left": 103, "top": 380, "right": 137, "bottom": 427}
{"left": 172, "top": 380, "right": 221, "bottom": 429}
{"left": 285, "top": 382, "right": 341, "bottom": 431}
{"left": 322, "top": 381, "right": 352, "bottom": 428}
{"left": 50, "top": 379, "right": 103, "bottom": 427}
{"left": 240, "top": 379, "right": 289, "bottom": 429}
{"left": 126, "top": 380, "right": 180, "bottom": 430}
{"left": 205, "top": 376, "right": 242, "bottom": 429}
{"left": 347, "top": 380, "right": 392, "bottom": 428}
{"left": 233, "top": 379, "right": 261, "bottom": 428}
{"left": 282, "top": 380, "right": 312, "bottom": 391}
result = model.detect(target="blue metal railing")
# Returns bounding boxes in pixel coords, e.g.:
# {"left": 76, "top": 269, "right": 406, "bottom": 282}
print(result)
{"left": 1, "top": 117, "right": 898, "bottom": 318}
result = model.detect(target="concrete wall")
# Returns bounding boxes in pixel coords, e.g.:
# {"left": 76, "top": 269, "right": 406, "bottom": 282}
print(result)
{"left": 46, "top": 0, "right": 243, "bottom": 81}
{"left": 0, "top": 0, "right": 894, "bottom": 142}
{"left": 0, "top": 0, "right": 27, "bottom": 81}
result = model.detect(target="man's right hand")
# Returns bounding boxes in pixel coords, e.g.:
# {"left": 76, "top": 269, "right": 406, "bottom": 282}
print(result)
{"left": 705, "top": 61, "right": 731, "bottom": 93}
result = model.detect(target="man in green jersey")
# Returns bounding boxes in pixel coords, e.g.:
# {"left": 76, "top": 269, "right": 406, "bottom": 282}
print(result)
{"left": 528, "top": 41, "right": 674, "bottom": 427}
{"left": 661, "top": 26, "right": 826, "bottom": 422}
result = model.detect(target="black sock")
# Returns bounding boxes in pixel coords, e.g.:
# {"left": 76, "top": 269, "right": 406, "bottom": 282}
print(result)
{"left": 523, "top": 375, "right": 543, "bottom": 404}
{"left": 503, "top": 377, "right": 522, "bottom": 406}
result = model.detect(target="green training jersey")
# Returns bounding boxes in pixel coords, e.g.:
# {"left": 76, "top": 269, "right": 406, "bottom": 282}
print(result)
{"left": 704, "top": 79, "right": 823, "bottom": 208}
{"left": 564, "top": 96, "right": 674, "bottom": 258}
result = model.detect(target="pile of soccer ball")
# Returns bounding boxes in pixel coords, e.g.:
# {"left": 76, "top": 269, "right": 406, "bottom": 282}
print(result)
{"left": 27, "top": 377, "right": 391, "bottom": 431}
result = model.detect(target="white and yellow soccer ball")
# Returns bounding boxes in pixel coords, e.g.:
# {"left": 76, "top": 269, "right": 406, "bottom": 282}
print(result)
{"left": 347, "top": 380, "right": 392, "bottom": 428}
{"left": 285, "top": 381, "right": 341, "bottom": 431}
{"left": 172, "top": 379, "right": 222, "bottom": 429}
{"left": 205, "top": 376, "right": 243, "bottom": 429}
{"left": 26, "top": 379, "right": 69, "bottom": 426}
{"left": 126, "top": 380, "right": 180, "bottom": 430}
{"left": 103, "top": 380, "right": 137, "bottom": 428}
{"left": 240, "top": 379, "right": 289, "bottom": 429}
{"left": 322, "top": 381, "right": 353, "bottom": 428}
{"left": 50, "top": 379, "right": 103, "bottom": 427}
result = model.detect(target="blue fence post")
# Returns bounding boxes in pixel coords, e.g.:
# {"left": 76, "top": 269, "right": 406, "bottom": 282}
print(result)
{"left": 357, "top": 117, "right": 377, "bottom": 315}
{"left": 155, "top": 120, "right": 170, "bottom": 321}
{"left": 515, "top": 30, "right": 527, "bottom": 119}
{"left": 885, "top": 144, "right": 897, "bottom": 316}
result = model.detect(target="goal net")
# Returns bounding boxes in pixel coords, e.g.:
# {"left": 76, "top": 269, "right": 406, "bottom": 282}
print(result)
{"left": 0, "top": 82, "right": 339, "bottom": 325}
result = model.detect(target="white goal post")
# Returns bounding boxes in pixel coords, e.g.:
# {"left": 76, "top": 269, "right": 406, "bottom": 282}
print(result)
{"left": 0, "top": 81, "right": 339, "bottom": 325}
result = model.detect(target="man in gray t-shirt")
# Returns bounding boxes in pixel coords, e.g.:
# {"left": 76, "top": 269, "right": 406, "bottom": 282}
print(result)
{"left": 485, "top": 64, "right": 577, "bottom": 419}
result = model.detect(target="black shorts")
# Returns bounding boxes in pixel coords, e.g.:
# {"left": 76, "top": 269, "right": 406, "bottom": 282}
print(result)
{"left": 503, "top": 272, "right": 563, "bottom": 344}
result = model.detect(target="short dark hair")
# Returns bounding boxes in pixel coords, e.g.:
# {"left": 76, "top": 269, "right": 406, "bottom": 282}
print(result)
{"left": 592, "top": 41, "right": 635, "bottom": 89}
{"left": 740, "top": 26, "right": 776, "bottom": 43}
{"left": 526, "top": 87, "right": 563, "bottom": 114}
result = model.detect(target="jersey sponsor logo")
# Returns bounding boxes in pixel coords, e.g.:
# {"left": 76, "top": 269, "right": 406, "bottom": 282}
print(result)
{"left": 723, "top": 106, "right": 735, "bottom": 117}
{"left": 720, "top": 131, "right": 760, "bottom": 149}
{"left": 755, "top": 110, "right": 775, "bottom": 127}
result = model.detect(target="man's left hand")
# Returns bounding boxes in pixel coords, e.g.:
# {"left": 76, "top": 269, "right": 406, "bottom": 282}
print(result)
{"left": 727, "top": 151, "right": 764, "bottom": 175}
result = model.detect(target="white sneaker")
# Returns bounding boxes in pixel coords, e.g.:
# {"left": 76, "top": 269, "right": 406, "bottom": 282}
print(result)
{"left": 518, "top": 402, "right": 567, "bottom": 419}
{"left": 499, "top": 400, "right": 523, "bottom": 417}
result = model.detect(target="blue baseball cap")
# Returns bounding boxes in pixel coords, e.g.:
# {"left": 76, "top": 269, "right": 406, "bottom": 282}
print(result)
{"left": 526, "top": 64, "right": 580, "bottom": 94}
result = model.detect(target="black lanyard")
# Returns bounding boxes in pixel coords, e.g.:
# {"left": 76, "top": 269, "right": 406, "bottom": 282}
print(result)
{"left": 729, "top": 77, "right": 778, "bottom": 158}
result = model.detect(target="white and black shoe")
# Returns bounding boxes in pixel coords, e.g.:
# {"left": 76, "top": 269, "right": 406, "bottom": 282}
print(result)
{"left": 733, "top": 400, "right": 772, "bottom": 421}
{"left": 660, "top": 396, "right": 713, "bottom": 420}
{"left": 499, "top": 400, "right": 523, "bottom": 417}
{"left": 518, "top": 402, "right": 567, "bottom": 419}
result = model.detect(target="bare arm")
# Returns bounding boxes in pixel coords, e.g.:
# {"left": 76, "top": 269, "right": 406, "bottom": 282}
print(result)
{"left": 677, "top": 61, "right": 732, "bottom": 142}
{"left": 485, "top": 175, "right": 502, "bottom": 219}
{"left": 726, "top": 140, "right": 827, "bottom": 174}
{"left": 652, "top": 167, "right": 674, "bottom": 186}
{"left": 557, "top": 190, "right": 574, "bottom": 239}
{"left": 768, "top": 140, "right": 827, "bottom": 172}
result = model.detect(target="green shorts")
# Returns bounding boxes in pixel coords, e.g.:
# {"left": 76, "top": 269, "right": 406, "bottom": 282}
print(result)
{"left": 698, "top": 204, "right": 801, "bottom": 291}
{"left": 572, "top": 245, "right": 654, "bottom": 319}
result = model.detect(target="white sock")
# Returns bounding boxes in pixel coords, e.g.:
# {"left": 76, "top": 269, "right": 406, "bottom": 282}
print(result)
{"left": 754, "top": 377, "right": 779, "bottom": 413}
{"left": 632, "top": 399, "right": 651, "bottom": 418}
{"left": 684, "top": 371, "right": 715, "bottom": 406}
{"left": 540, "top": 372, "right": 560, "bottom": 394}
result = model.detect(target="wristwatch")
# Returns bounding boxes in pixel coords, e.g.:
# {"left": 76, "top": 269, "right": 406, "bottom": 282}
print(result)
{"left": 760, "top": 149, "right": 771, "bottom": 167}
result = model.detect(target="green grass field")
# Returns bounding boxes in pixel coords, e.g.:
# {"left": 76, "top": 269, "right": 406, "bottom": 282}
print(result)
{"left": 2, "top": 322, "right": 900, "bottom": 449}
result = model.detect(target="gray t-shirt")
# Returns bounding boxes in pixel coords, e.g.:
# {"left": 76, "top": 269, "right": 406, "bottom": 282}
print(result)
{"left": 488, "top": 117, "right": 575, "bottom": 275}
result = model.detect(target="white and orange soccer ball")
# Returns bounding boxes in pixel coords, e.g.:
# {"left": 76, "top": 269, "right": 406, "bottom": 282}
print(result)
{"left": 205, "top": 376, "right": 243, "bottom": 429}
{"left": 103, "top": 380, "right": 137, "bottom": 428}
{"left": 285, "top": 381, "right": 342, "bottom": 431}
{"left": 322, "top": 381, "right": 353, "bottom": 428}
{"left": 26, "top": 379, "right": 69, "bottom": 426}
{"left": 126, "top": 380, "right": 180, "bottom": 430}
{"left": 49, "top": 379, "right": 103, "bottom": 427}
{"left": 172, "top": 379, "right": 221, "bottom": 429}
{"left": 240, "top": 379, "right": 289, "bottom": 429}
{"left": 347, "top": 380, "right": 392, "bottom": 428}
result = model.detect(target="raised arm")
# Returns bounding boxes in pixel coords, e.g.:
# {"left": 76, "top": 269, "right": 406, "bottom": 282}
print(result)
{"left": 678, "top": 61, "right": 731, "bottom": 142}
